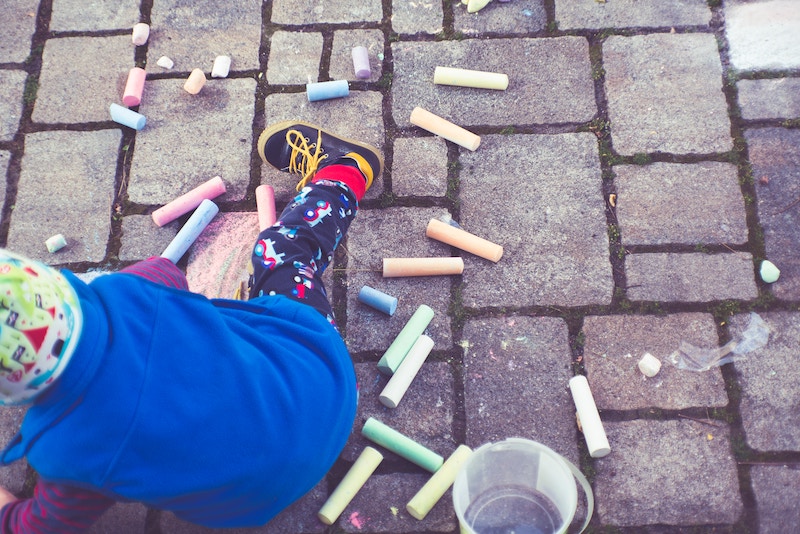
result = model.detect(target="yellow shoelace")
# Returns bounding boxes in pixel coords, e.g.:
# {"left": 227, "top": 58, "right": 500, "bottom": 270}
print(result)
{"left": 285, "top": 128, "right": 328, "bottom": 191}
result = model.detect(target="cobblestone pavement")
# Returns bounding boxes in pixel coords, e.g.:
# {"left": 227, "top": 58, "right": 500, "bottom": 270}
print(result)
{"left": 1, "top": 0, "right": 799, "bottom": 533}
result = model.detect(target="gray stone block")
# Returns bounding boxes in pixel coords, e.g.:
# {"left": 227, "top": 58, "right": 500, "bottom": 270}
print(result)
{"left": 604, "top": 33, "right": 732, "bottom": 155}
{"left": 459, "top": 134, "right": 613, "bottom": 308}
{"left": 732, "top": 311, "right": 800, "bottom": 452}
{"left": 391, "top": 37, "right": 595, "bottom": 127}
{"left": 9, "top": 129, "right": 121, "bottom": 263}
{"left": 50, "top": 0, "right": 139, "bottom": 31}
{"left": 0, "top": 70, "right": 26, "bottom": 141}
{"left": 119, "top": 215, "right": 180, "bottom": 262}
{"left": 392, "top": 0, "right": 443, "bottom": 35}
{"left": 725, "top": 0, "right": 800, "bottom": 71}
{"left": 391, "top": 137, "right": 449, "bottom": 197}
{"left": 330, "top": 29, "right": 384, "bottom": 83}
{"left": 626, "top": 252, "right": 758, "bottom": 302}
{"left": 271, "top": 0, "right": 382, "bottom": 24}
{"left": 738, "top": 78, "right": 800, "bottom": 121}
{"left": 266, "top": 31, "right": 323, "bottom": 85}
{"left": 461, "top": 316, "right": 579, "bottom": 464}
{"left": 87, "top": 502, "right": 148, "bottom": 534}
{"left": 582, "top": 313, "right": 728, "bottom": 410}
{"left": 0, "top": 0, "right": 38, "bottom": 63}
{"left": 130, "top": 77, "right": 256, "bottom": 204}
{"left": 0, "top": 406, "right": 28, "bottom": 494}
{"left": 594, "top": 419, "right": 742, "bottom": 526}
{"left": 0, "top": 151, "right": 9, "bottom": 205}
{"left": 453, "top": 1, "right": 546, "bottom": 35}
{"left": 751, "top": 464, "right": 800, "bottom": 533}
{"left": 555, "top": 0, "right": 711, "bottom": 30}
{"left": 33, "top": 36, "right": 132, "bottom": 124}
{"left": 615, "top": 162, "right": 748, "bottom": 246}
{"left": 747, "top": 127, "right": 800, "bottom": 300}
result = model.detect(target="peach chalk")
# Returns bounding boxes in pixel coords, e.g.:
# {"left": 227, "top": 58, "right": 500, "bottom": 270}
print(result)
{"left": 183, "top": 68, "right": 206, "bottom": 94}
{"left": 426, "top": 218, "right": 503, "bottom": 262}
{"left": 152, "top": 176, "right": 226, "bottom": 227}
{"left": 434, "top": 66, "right": 508, "bottom": 90}
{"left": 409, "top": 107, "right": 480, "bottom": 151}
{"left": 383, "top": 257, "right": 464, "bottom": 278}
{"left": 256, "top": 185, "right": 276, "bottom": 231}
{"left": 123, "top": 67, "right": 146, "bottom": 107}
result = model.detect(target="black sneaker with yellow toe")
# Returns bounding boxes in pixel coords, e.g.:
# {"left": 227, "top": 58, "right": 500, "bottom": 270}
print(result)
{"left": 257, "top": 120, "right": 383, "bottom": 194}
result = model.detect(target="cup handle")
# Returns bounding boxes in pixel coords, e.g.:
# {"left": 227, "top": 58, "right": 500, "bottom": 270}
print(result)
{"left": 562, "top": 456, "right": 594, "bottom": 533}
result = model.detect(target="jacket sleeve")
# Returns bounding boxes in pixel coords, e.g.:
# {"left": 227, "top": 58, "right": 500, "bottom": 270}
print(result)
{"left": 119, "top": 256, "right": 190, "bottom": 290}
{"left": 0, "top": 479, "right": 114, "bottom": 533}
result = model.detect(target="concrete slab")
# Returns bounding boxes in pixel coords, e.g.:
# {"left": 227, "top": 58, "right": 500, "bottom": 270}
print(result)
{"left": 50, "top": 0, "right": 139, "bottom": 31}
{"left": 582, "top": 313, "right": 728, "bottom": 410}
{"left": 453, "top": 1, "right": 547, "bottom": 36}
{"left": 751, "top": 464, "right": 800, "bottom": 533}
{"left": 737, "top": 78, "right": 800, "bottom": 121}
{"left": 732, "top": 311, "right": 800, "bottom": 452}
{"left": 615, "top": 162, "right": 749, "bottom": 246}
{"left": 459, "top": 134, "right": 613, "bottom": 308}
{"left": 392, "top": 0, "right": 443, "bottom": 35}
{"left": 9, "top": 129, "right": 121, "bottom": 263}
{"left": 266, "top": 31, "right": 323, "bottom": 85}
{"left": 626, "top": 252, "right": 758, "bottom": 302}
{"left": 594, "top": 419, "right": 742, "bottom": 526}
{"left": 747, "top": 127, "right": 800, "bottom": 300}
{"left": 119, "top": 215, "right": 180, "bottom": 262}
{"left": 0, "top": 70, "right": 26, "bottom": 141}
{"left": 330, "top": 29, "right": 384, "bottom": 84}
{"left": 33, "top": 35, "right": 132, "bottom": 124}
{"left": 555, "top": 0, "right": 711, "bottom": 30}
{"left": 149, "top": 0, "right": 262, "bottom": 72}
{"left": 391, "top": 37, "right": 595, "bottom": 127}
{"left": 0, "top": 0, "right": 38, "bottom": 63}
{"left": 129, "top": 77, "right": 256, "bottom": 204}
{"left": 271, "top": 0, "right": 382, "bottom": 24}
{"left": 391, "top": 137, "right": 449, "bottom": 197}
{"left": 725, "top": 0, "right": 800, "bottom": 71}
{"left": 604, "top": 33, "right": 732, "bottom": 155}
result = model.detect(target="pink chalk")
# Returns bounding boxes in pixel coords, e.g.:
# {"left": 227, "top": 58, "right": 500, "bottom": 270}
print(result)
{"left": 152, "top": 176, "right": 226, "bottom": 227}
{"left": 256, "top": 185, "right": 276, "bottom": 231}
{"left": 123, "top": 67, "right": 146, "bottom": 107}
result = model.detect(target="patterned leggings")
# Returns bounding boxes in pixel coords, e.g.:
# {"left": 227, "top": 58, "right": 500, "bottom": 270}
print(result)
{"left": 248, "top": 180, "right": 357, "bottom": 327}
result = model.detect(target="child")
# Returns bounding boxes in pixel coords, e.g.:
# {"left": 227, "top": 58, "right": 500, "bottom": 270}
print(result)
{"left": 0, "top": 121, "right": 383, "bottom": 532}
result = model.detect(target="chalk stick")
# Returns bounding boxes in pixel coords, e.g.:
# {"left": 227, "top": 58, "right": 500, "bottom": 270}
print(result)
{"left": 211, "top": 55, "right": 231, "bottom": 78}
{"left": 318, "top": 446, "right": 383, "bottom": 525}
{"left": 109, "top": 103, "right": 146, "bottom": 130}
{"left": 122, "top": 67, "right": 146, "bottom": 107}
{"left": 377, "top": 304, "right": 435, "bottom": 375}
{"left": 407, "top": 444, "right": 473, "bottom": 520}
{"left": 352, "top": 46, "right": 371, "bottom": 79}
{"left": 383, "top": 257, "right": 464, "bottom": 278}
{"left": 183, "top": 68, "right": 206, "bottom": 95}
{"left": 132, "top": 23, "right": 150, "bottom": 46}
{"left": 306, "top": 80, "right": 349, "bottom": 102}
{"left": 256, "top": 184, "right": 276, "bottom": 231}
{"left": 569, "top": 375, "right": 611, "bottom": 458}
{"left": 466, "top": 0, "right": 492, "bottom": 13}
{"left": 409, "top": 107, "right": 480, "bottom": 151}
{"left": 425, "top": 218, "right": 503, "bottom": 262}
{"left": 358, "top": 285, "right": 398, "bottom": 316}
{"left": 152, "top": 176, "right": 226, "bottom": 227}
{"left": 161, "top": 199, "right": 219, "bottom": 263}
{"left": 433, "top": 66, "right": 509, "bottom": 90}
{"left": 45, "top": 234, "right": 67, "bottom": 253}
{"left": 379, "top": 335, "right": 434, "bottom": 408}
{"left": 362, "top": 418, "right": 443, "bottom": 472}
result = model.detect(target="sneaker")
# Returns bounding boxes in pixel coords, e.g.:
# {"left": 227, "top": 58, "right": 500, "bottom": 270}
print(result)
{"left": 257, "top": 120, "right": 383, "bottom": 192}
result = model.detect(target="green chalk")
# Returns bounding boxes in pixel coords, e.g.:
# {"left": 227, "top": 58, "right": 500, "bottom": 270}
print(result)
{"left": 377, "top": 304, "right": 434, "bottom": 375}
{"left": 361, "top": 417, "right": 444, "bottom": 472}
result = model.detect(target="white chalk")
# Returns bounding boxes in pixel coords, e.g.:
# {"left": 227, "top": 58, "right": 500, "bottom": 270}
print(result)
{"left": 45, "top": 234, "right": 67, "bottom": 253}
{"left": 352, "top": 46, "right": 371, "bottom": 79}
{"left": 379, "top": 335, "right": 435, "bottom": 408}
{"left": 637, "top": 352, "right": 662, "bottom": 378}
{"left": 211, "top": 55, "right": 231, "bottom": 78}
{"left": 161, "top": 199, "right": 219, "bottom": 263}
{"left": 318, "top": 447, "right": 383, "bottom": 525}
{"left": 156, "top": 56, "right": 174, "bottom": 69}
{"left": 569, "top": 375, "right": 610, "bottom": 458}
{"left": 407, "top": 444, "right": 473, "bottom": 520}
{"left": 132, "top": 23, "right": 150, "bottom": 46}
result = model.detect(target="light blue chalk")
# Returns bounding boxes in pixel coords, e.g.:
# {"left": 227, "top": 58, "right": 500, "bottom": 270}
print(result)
{"left": 358, "top": 286, "right": 398, "bottom": 316}
{"left": 161, "top": 199, "right": 219, "bottom": 263}
{"left": 109, "top": 103, "right": 146, "bottom": 130}
{"left": 306, "top": 80, "right": 349, "bottom": 102}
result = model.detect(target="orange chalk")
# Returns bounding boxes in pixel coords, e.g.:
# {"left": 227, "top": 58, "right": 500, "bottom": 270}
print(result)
{"left": 383, "top": 257, "right": 464, "bottom": 277}
{"left": 256, "top": 185, "right": 276, "bottom": 231}
{"left": 183, "top": 68, "right": 206, "bottom": 95}
{"left": 426, "top": 219, "right": 503, "bottom": 262}
{"left": 409, "top": 107, "right": 480, "bottom": 151}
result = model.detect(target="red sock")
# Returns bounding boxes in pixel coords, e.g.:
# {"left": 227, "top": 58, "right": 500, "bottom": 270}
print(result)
{"left": 313, "top": 164, "right": 366, "bottom": 201}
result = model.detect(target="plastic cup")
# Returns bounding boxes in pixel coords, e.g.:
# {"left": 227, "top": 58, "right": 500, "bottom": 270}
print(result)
{"left": 453, "top": 438, "right": 579, "bottom": 534}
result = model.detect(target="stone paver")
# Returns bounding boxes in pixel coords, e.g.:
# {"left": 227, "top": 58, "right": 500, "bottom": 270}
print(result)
{"left": 330, "top": 30, "right": 384, "bottom": 84}
{"left": 453, "top": 1, "right": 547, "bottom": 35}
{"left": 0, "top": 0, "right": 38, "bottom": 63}
{"left": 0, "top": 152, "right": 9, "bottom": 206}
{"left": 392, "top": 0, "right": 443, "bottom": 35}
{"left": 266, "top": 31, "right": 323, "bottom": 85}
{"left": 555, "top": 0, "right": 711, "bottom": 30}
{"left": 0, "top": 70, "right": 26, "bottom": 141}
{"left": 725, "top": 0, "right": 800, "bottom": 71}
{"left": 119, "top": 215, "right": 179, "bottom": 262}
{"left": 751, "top": 464, "right": 800, "bottom": 533}
{"left": 737, "top": 78, "right": 800, "bottom": 121}
{"left": 50, "top": 0, "right": 139, "bottom": 31}
{"left": 271, "top": 0, "right": 382, "bottom": 24}
{"left": 391, "top": 136, "right": 449, "bottom": 197}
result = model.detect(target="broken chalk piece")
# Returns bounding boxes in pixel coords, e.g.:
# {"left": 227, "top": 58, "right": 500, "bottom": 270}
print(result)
{"left": 318, "top": 446, "right": 383, "bottom": 525}
{"left": 132, "top": 23, "right": 150, "bottom": 46}
{"left": 109, "top": 103, "right": 146, "bottom": 130}
{"left": 211, "top": 55, "right": 231, "bottom": 78}
{"left": 433, "top": 66, "right": 509, "bottom": 90}
{"left": 379, "top": 334, "right": 435, "bottom": 408}
{"left": 255, "top": 184, "right": 276, "bottom": 231}
{"left": 152, "top": 176, "right": 226, "bottom": 227}
{"left": 352, "top": 46, "right": 371, "bottom": 79}
{"left": 122, "top": 67, "right": 146, "bottom": 107}
{"left": 638, "top": 352, "right": 662, "bottom": 378}
{"left": 358, "top": 285, "right": 398, "bottom": 316}
{"left": 161, "top": 199, "right": 219, "bottom": 263}
{"left": 407, "top": 444, "right": 473, "bottom": 520}
{"left": 426, "top": 218, "right": 503, "bottom": 262}
{"left": 467, "top": 0, "right": 492, "bottom": 13}
{"left": 306, "top": 79, "right": 349, "bottom": 102}
{"left": 156, "top": 56, "right": 174, "bottom": 69}
{"left": 377, "top": 304, "right": 435, "bottom": 375}
{"left": 362, "top": 417, "right": 444, "bottom": 472}
{"left": 383, "top": 257, "right": 464, "bottom": 277}
{"left": 410, "top": 107, "right": 480, "bottom": 151}
{"left": 569, "top": 375, "right": 611, "bottom": 458}
{"left": 183, "top": 68, "right": 206, "bottom": 94}
{"left": 45, "top": 234, "right": 67, "bottom": 253}
{"left": 760, "top": 260, "right": 780, "bottom": 283}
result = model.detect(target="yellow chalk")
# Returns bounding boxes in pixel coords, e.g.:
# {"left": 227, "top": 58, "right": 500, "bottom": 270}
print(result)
{"left": 318, "top": 447, "right": 383, "bottom": 525}
{"left": 434, "top": 67, "right": 508, "bottom": 90}
{"left": 407, "top": 444, "right": 473, "bottom": 520}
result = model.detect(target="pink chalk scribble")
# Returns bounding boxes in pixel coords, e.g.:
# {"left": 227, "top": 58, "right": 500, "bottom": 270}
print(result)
{"left": 349, "top": 511, "right": 365, "bottom": 529}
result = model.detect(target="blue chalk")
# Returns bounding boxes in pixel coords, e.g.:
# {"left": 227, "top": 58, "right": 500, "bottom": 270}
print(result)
{"left": 358, "top": 286, "right": 398, "bottom": 316}
{"left": 306, "top": 80, "right": 349, "bottom": 102}
{"left": 161, "top": 199, "right": 219, "bottom": 263}
{"left": 109, "top": 103, "right": 146, "bottom": 130}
